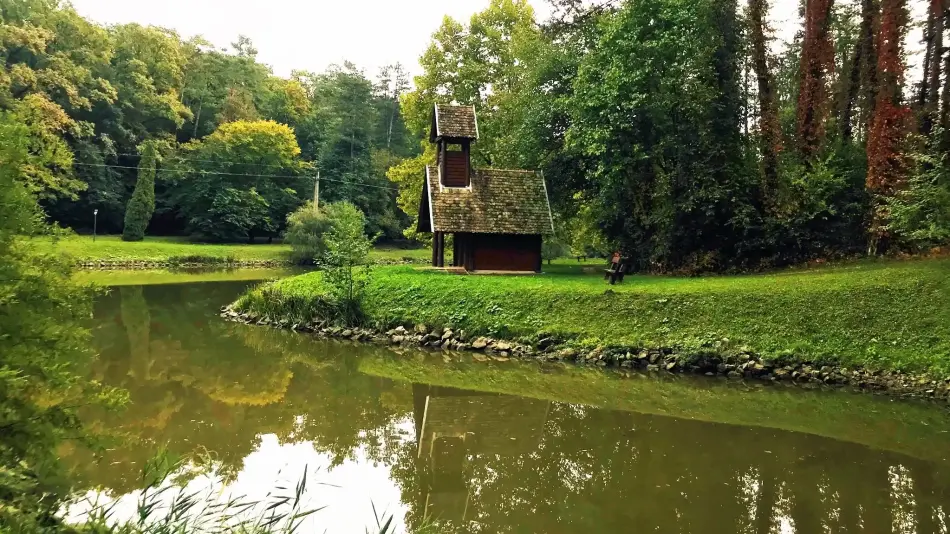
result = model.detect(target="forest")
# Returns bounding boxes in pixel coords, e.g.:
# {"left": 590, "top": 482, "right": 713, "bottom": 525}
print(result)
{"left": 4, "top": 0, "right": 950, "bottom": 271}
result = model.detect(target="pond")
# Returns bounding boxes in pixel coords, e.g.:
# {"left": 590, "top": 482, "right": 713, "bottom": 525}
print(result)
{"left": 64, "top": 276, "right": 950, "bottom": 533}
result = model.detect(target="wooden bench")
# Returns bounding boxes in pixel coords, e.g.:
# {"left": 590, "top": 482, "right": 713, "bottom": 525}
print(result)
{"left": 604, "top": 258, "right": 630, "bottom": 285}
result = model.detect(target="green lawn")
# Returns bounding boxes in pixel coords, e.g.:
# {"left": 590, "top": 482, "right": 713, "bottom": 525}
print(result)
{"left": 27, "top": 235, "right": 431, "bottom": 265}
{"left": 236, "top": 257, "right": 950, "bottom": 376}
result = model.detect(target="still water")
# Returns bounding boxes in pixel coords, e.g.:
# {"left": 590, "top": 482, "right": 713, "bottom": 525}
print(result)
{"left": 65, "top": 278, "right": 950, "bottom": 533}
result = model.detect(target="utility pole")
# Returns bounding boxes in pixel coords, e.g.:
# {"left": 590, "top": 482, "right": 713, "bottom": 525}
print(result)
{"left": 313, "top": 172, "right": 320, "bottom": 213}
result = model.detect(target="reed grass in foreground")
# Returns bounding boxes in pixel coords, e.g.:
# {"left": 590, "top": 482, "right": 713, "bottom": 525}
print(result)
{"left": 68, "top": 453, "right": 425, "bottom": 534}
{"left": 235, "top": 257, "right": 950, "bottom": 376}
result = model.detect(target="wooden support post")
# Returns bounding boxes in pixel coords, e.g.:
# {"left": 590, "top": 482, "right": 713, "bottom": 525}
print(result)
{"left": 439, "top": 141, "right": 446, "bottom": 185}
{"left": 437, "top": 233, "right": 445, "bottom": 267}
{"left": 432, "top": 232, "right": 438, "bottom": 267}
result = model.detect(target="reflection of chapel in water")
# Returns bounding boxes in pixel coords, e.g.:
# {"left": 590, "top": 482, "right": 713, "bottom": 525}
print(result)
{"left": 412, "top": 384, "right": 551, "bottom": 522}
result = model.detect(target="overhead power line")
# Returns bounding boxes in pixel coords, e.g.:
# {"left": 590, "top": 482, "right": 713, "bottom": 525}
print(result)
{"left": 108, "top": 152, "right": 311, "bottom": 171}
{"left": 71, "top": 162, "right": 401, "bottom": 192}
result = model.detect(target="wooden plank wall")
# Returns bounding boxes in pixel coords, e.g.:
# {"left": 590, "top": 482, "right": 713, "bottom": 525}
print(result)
{"left": 443, "top": 151, "right": 470, "bottom": 187}
{"left": 472, "top": 234, "right": 541, "bottom": 272}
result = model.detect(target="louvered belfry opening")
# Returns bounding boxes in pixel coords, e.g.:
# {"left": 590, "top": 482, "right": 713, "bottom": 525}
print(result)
{"left": 439, "top": 140, "right": 471, "bottom": 188}
{"left": 431, "top": 104, "right": 478, "bottom": 189}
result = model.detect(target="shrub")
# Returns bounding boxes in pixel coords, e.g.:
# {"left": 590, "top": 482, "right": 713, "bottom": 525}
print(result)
{"left": 122, "top": 141, "right": 159, "bottom": 242}
{"left": 320, "top": 202, "right": 374, "bottom": 324}
{"left": 284, "top": 203, "right": 333, "bottom": 265}
{"left": 889, "top": 143, "right": 950, "bottom": 250}
{"left": 192, "top": 187, "right": 273, "bottom": 243}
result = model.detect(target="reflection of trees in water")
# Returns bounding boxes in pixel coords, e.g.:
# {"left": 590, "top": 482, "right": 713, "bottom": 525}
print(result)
{"left": 119, "top": 286, "right": 151, "bottom": 381}
{"left": 403, "top": 387, "right": 950, "bottom": 534}
{"left": 67, "top": 282, "right": 412, "bottom": 492}
{"left": 70, "top": 283, "right": 950, "bottom": 533}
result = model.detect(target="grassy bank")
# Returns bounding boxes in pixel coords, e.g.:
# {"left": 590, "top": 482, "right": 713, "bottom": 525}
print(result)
{"left": 73, "top": 267, "right": 301, "bottom": 287}
{"left": 28, "top": 235, "right": 431, "bottom": 266}
{"left": 235, "top": 258, "right": 950, "bottom": 376}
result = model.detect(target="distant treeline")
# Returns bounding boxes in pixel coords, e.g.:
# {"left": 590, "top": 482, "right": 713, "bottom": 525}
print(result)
{"left": 1, "top": 0, "right": 418, "bottom": 241}
{"left": 3, "top": 0, "right": 950, "bottom": 270}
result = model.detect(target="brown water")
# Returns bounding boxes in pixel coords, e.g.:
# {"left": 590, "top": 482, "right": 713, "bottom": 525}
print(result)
{"left": 65, "top": 279, "right": 950, "bottom": 533}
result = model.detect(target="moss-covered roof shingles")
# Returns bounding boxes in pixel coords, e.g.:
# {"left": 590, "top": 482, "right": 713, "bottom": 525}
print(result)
{"left": 427, "top": 166, "right": 554, "bottom": 235}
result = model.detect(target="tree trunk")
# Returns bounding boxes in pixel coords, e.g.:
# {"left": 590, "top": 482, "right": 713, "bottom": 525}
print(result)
{"left": 867, "top": 0, "right": 909, "bottom": 253}
{"left": 388, "top": 97, "right": 397, "bottom": 149}
{"left": 192, "top": 98, "right": 203, "bottom": 139}
{"left": 748, "top": 0, "right": 782, "bottom": 197}
{"left": 941, "top": 45, "right": 950, "bottom": 149}
{"left": 859, "top": 0, "right": 880, "bottom": 137}
{"left": 918, "top": 2, "right": 936, "bottom": 117}
{"left": 742, "top": 54, "right": 749, "bottom": 137}
{"left": 923, "top": 0, "right": 945, "bottom": 135}
{"left": 350, "top": 131, "right": 356, "bottom": 176}
{"left": 797, "top": 0, "right": 837, "bottom": 161}
{"left": 840, "top": 23, "right": 865, "bottom": 141}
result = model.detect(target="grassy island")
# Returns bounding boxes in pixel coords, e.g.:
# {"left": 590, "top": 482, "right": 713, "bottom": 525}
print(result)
{"left": 234, "top": 257, "right": 950, "bottom": 376}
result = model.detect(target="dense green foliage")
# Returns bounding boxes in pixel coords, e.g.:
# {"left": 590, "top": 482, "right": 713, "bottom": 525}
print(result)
{"left": 393, "top": 0, "right": 950, "bottom": 271}
{"left": 0, "top": 0, "right": 415, "bottom": 241}
{"left": 237, "top": 258, "right": 950, "bottom": 375}
{"left": 283, "top": 203, "right": 333, "bottom": 264}
{"left": 168, "top": 120, "right": 309, "bottom": 242}
{"left": 121, "top": 141, "right": 160, "bottom": 242}
{"left": 5, "top": 0, "right": 948, "bottom": 268}
{"left": 0, "top": 114, "right": 122, "bottom": 530}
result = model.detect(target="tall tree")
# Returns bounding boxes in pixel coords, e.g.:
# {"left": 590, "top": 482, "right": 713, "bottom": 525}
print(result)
{"left": 866, "top": 0, "right": 909, "bottom": 252}
{"left": 748, "top": 0, "right": 782, "bottom": 198}
{"left": 797, "top": 0, "right": 836, "bottom": 160}
{"left": 122, "top": 140, "right": 160, "bottom": 241}
{"left": 169, "top": 120, "right": 309, "bottom": 242}
{"left": 404, "top": 0, "right": 539, "bottom": 166}
{"left": 569, "top": 0, "right": 755, "bottom": 271}
{"left": 918, "top": 0, "right": 945, "bottom": 135}
{"left": 840, "top": 0, "right": 878, "bottom": 141}
{"left": 373, "top": 63, "right": 411, "bottom": 153}
{"left": 0, "top": 110, "right": 121, "bottom": 530}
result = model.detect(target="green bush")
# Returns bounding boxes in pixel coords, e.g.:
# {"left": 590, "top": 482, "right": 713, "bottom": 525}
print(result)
{"left": 122, "top": 142, "right": 159, "bottom": 242}
{"left": 284, "top": 203, "right": 333, "bottom": 265}
{"left": 321, "top": 202, "right": 374, "bottom": 324}
{"left": 192, "top": 187, "right": 273, "bottom": 243}
{"left": 889, "top": 142, "right": 950, "bottom": 250}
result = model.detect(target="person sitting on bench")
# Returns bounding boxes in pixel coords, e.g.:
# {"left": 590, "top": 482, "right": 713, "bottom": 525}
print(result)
{"left": 604, "top": 252, "right": 628, "bottom": 285}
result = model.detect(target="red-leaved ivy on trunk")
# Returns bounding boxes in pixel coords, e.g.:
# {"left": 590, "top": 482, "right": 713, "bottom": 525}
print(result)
{"left": 866, "top": 0, "right": 909, "bottom": 252}
{"left": 797, "top": 0, "right": 836, "bottom": 161}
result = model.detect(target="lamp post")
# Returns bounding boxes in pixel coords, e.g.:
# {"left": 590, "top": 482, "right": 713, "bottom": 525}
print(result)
{"left": 93, "top": 209, "right": 98, "bottom": 242}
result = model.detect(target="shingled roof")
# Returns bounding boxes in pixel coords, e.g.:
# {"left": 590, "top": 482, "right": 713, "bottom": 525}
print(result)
{"left": 419, "top": 166, "right": 554, "bottom": 235}
{"left": 430, "top": 104, "right": 479, "bottom": 142}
